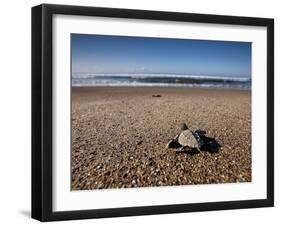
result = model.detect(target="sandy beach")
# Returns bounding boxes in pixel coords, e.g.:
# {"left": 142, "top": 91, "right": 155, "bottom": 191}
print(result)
{"left": 71, "top": 87, "right": 251, "bottom": 190}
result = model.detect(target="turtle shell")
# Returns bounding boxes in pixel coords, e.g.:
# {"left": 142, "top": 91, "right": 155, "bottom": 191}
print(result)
{"left": 178, "top": 129, "right": 203, "bottom": 148}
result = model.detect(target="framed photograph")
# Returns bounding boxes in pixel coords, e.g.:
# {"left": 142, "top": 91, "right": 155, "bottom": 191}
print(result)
{"left": 32, "top": 4, "right": 274, "bottom": 221}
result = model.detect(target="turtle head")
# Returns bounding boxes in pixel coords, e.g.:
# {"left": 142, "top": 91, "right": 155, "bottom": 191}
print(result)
{"left": 180, "top": 123, "right": 188, "bottom": 131}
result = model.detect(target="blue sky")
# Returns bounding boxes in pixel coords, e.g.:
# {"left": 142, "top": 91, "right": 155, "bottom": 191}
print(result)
{"left": 72, "top": 34, "right": 251, "bottom": 77}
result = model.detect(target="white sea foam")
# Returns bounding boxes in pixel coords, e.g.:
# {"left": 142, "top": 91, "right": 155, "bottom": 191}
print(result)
{"left": 72, "top": 72, "right": 250, "bottom": 82}
{"left": 72, "top": 73, "right": 251, "bottom": 90}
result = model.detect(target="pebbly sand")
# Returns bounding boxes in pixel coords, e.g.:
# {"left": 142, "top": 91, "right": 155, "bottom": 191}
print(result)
{"left": 71, "top": 87, "right": 251, "bottom": 190}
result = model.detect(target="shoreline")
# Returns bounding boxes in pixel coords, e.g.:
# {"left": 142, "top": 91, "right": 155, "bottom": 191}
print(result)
{"left": 72, "top": 85, "right": 251, "bottom": 92}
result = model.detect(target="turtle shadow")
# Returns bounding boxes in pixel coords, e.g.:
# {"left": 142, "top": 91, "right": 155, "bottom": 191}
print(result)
{"left": 195, "top": 130, "right": 221, "bottom": 154}
{"left": 174, "top": 130, "right": 221, "bottom": 155}
{"left": 166, "top": 139, "right": 182, "bottom": 149}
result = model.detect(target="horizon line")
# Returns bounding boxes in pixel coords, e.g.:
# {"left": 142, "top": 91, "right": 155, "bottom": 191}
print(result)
{"left": 72, "top": 72, "right": 251, "bottom": 78}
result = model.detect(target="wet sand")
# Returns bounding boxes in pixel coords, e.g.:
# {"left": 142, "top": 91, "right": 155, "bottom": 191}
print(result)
{"left": 71, "top": 87, "right": 251, "bottom": 190}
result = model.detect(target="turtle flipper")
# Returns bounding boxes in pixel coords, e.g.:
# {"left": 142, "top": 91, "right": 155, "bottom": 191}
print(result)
{"left": 166, "top": 134, "right": 180, "bottom": 149}
{"left": 175, "top": 146, "right": 185, "bottom": 152}
{"left": 166, "top": 139, "right": 175, "bottom": 149}
{"left": 196, "top": 147, "right": 202, "bottom": 153}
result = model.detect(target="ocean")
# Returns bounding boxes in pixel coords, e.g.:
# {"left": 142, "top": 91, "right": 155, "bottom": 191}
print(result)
{"left": 72, "top": 73, "right": 251, "bottom": 90}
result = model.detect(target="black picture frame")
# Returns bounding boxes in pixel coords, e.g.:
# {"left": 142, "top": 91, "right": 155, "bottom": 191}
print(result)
{"left": 32, "top": 4, "right": 274, "bottom": 222}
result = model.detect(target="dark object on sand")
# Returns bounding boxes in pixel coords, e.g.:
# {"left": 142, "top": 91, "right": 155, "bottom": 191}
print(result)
{"left": 167, "top": 123, "right": 204, "bottom": 152}
{"left": 152, "top": 94, "right": 162, "bottom": 97}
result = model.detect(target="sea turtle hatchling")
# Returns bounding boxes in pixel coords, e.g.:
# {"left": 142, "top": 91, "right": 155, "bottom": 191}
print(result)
{"left": 166, "top": 123, "right": 204, "bottom": 153}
